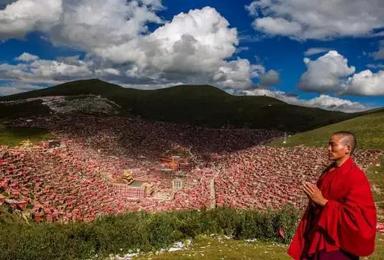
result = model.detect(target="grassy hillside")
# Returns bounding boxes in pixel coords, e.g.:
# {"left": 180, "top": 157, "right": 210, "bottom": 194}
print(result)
{"left": 0, "top": 79, "right": 358, "bottom": 132}
{"left": 269, "top": 111, "right": 384, "bottom": 149}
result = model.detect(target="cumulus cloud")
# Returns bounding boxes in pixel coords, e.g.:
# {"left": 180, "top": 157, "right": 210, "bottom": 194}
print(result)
{"left": 0, "top": 1, "right": 270, "bottom": 89}
{"left": 15, "top": 52, "right": 39, "bottom": 62}
{"left": 345, "top": 70, "right": 384, "bottom": 96}
{"left": 252, "top": 17, "right": 302, "bottom": 37}
{"left": 304, "top": 95, "right": 367, "bottom": 112}
{"left": 299, "top": 51, "right": 355, "bottom": 93}
{"left": 257, "top": 69, "right": 279, "bottom": 88}
{"left": 91, "top": 6, "right": 257, "bottom": 88}
{"left": 243, "top": 88, "right": 367, "bottom": 113}
{"left": 300, "top": 50, "right": 384, "bottom": 96}
{"left": 213, "top": 59, "right": 257, "bottom": 88}
{"left": 246, "top": 0, "right": 384, "bottom": 40}
{"left": 50, "top": 0, "right": 163, "bottom": 50}
{"left": 0, "top": 54, "right": 93, "bottom": 84}
{"left": 95, "top": 68, "right": 121, "bottom": 77}
{"left": 0, "top": 0, "right": 62, "bottom": 39}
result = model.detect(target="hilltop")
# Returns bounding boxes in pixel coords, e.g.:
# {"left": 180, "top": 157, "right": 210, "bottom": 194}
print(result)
{"left": 0, "top": 79, "right": 363, "bottom": 132}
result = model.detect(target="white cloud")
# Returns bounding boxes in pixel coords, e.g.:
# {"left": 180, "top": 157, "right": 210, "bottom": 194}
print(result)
{"left": 304, "top": 48, "right": 331, "bottom": 56}
{"left": 213, "top": 59, "right": 256, "bottom": 88}
{"left": 253, "top": 17, "right": 302, "bottom": 37}
{"left": 81, "top": 6, "right": 259, "bottom": 89}
{"left": 95, "top": 68, "right": 121, "bottom": 76}
{"left": 0, "top": 0, "right": 62, "bottom": 39}
{"left": 0, "top": 55, "right": 93, "bottom": 84}
{"left": 299, "top": 50, "right": 384, "bottom": 96}
{"left": 243, "top": 88, "right": 296, "bottom": 103}
{"left": 118, "top": 81, "right": 184, "bottom": 90}
{"left": 372, "top": 40, "right": 384, "bottom": 60}
{"left": 243, "top": 88, "right": 367, "bottom": 113}
{"left": 0, "top": 0, "right": 276, "bottom": 89}
{"left": 258, "top": 69, "right": 279, "bottom": 88}
{"left": 246, "top": 0, "right": 384, "bottom": 40}
{"left": 366, "top": 64, "right": 384, "bottom": 70}
{"left": 299, "top": 51, "right": 355, "bottom": 93}
{"left": 0, "top": 1, "right": 270, "bottom": 89}
{"left": 0, "top": 82, "right": 42, "bottom": 96}
{"left": 50, "top": 0, "right": 163, "bottom": 50}
{"left": 29, "top": 59, "right": 92, "bottom": 79}
{"left": 15, "top": 52, "right": 39, "bottom": 62}
{"left": 304, "top": 95, "right": 367, "bottom": 112}
{"left": 48, "top": 2, "right": 247, "bottom": 87}
{"left": 346, "top": 70, "right": 384, "bottom": 96}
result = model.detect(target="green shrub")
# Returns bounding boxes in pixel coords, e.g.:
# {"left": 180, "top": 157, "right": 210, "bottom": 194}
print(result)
{"left": 0, "top": 205, "right": 300, "bottom": 259}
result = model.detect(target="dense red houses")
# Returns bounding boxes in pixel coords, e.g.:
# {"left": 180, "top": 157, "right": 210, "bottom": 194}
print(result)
{"left": 1, "top": 114, "right": 382, "bottom": 233}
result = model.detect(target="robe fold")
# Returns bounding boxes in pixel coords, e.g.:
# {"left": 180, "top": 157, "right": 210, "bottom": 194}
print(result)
{"left": 288, "top": 157, "right": 377, "bottom": 259}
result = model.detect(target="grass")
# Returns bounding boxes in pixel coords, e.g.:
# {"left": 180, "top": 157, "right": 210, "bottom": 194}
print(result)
{"left": 135, "top": 235, "right": 290, "bottom": 260}
{"left": 269, "top": 111, "right": 384, "bottom": 149}
{"left": 367, "top": 156, "right": 384, "bottom": 216}
{"left": 0, "top": 123, "right": 52, "bottom": 147}
{"left": 132, "top": 233, "right": 384, "bottom": 259}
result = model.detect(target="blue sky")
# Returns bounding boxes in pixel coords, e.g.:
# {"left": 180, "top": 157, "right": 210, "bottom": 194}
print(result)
{"left": 0, "top": 0, "right": 383, "bottom": 112}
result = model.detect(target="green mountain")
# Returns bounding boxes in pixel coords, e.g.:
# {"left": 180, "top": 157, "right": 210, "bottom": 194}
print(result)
{"left": 0, "top": 79, "right": 369, "bottom": 132}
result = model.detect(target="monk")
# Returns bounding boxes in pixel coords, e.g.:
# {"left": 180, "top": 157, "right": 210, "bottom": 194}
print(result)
{"left": 288, "top": 131, "right": 377, "bottom": 259}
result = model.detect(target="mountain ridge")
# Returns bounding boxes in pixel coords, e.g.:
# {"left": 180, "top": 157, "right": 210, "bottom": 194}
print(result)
{"left": 0, "top": 79, "right": 369, "bottom": 132}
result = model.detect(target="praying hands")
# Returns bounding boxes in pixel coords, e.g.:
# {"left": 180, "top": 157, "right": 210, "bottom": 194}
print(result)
{"left": 302, "top": 182, "right": 328, "bottom": 207}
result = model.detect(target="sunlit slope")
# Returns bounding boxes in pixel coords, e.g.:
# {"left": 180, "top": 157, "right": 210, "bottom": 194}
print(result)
{"left": 269, "top": 111, "right": 384, "bottom": 150}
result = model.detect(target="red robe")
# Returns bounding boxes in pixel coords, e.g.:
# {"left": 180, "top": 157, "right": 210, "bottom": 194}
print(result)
{"left": 288, "top": 157, "right": 377, "bottom": 259}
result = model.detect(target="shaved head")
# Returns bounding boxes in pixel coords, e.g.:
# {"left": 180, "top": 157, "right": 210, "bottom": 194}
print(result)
{"left": 332, "top": 131, "right": 357, "bottom": 155}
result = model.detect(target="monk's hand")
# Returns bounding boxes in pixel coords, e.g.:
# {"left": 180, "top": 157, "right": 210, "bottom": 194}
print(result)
{"left": 302, "top": 182, "right": 328, "bottom": 207}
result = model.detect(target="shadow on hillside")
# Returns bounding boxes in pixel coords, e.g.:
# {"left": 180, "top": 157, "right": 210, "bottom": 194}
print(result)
{"left": 9, "top": 114, "right": 284, "bottom": 159}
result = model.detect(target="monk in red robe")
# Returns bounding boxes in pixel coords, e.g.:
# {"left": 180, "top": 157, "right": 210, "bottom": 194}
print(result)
{"left": 288, "top": 131, "right": 377, "bottom": 259}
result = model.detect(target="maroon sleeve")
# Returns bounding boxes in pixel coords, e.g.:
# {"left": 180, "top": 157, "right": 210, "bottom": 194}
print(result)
{"left": 317, "top": 168, "right": 377, "bottom": 256}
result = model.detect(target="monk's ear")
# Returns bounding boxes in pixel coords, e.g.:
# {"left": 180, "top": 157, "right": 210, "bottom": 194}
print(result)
{"left": 345, "top": 144, "right": 352, "bottom": 154}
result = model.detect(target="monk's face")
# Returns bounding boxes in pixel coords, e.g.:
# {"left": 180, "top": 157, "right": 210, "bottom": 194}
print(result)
{"left": 327, "top": 134, "right": 350, "bottom": 161}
